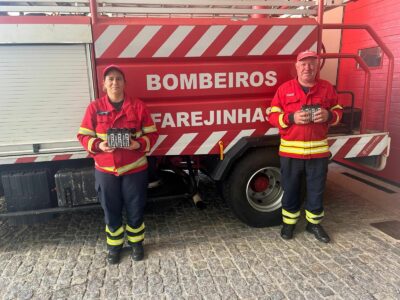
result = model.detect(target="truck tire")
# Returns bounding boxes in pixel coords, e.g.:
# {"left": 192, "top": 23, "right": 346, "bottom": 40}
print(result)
{"left": 222, "top": 148, "right": 283, "bottom": 228}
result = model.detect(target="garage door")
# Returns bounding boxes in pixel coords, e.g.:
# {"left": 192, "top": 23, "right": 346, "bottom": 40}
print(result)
{"left": 0, "top": 44, "right": 94, "bottom": 156}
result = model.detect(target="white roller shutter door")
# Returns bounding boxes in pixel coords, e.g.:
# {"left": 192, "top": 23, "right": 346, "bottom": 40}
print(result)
{"left": 0, "top": 44, "right": 94, "bottom": 156}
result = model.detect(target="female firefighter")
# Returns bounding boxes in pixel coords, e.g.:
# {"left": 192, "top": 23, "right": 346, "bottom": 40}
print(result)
{"left": 77, "top": 65, "right": 158, "bottom": 264}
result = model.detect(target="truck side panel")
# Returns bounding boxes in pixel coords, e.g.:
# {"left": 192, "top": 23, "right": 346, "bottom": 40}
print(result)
{"left": 93, "top": 18, "right": 318, "bottom": 156}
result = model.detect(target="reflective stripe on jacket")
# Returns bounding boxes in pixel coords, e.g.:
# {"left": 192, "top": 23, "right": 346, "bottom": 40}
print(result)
{"left": 268, "top": 79, "right": 343, "bottom": 159}
{"left": 77, "top": 95, "right": 159, "bottom": 176}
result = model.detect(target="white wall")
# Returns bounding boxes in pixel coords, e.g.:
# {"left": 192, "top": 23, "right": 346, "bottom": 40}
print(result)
{"left": 320, "top": 6, "right": 344, "bottom": 85}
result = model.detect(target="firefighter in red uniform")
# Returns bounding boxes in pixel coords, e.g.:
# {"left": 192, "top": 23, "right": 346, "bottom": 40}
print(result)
{"left": 268, "top": 51, "right": 343, "bottom": 243}
{"left": 78, "top": 65, "right": 158, "bottom": 264}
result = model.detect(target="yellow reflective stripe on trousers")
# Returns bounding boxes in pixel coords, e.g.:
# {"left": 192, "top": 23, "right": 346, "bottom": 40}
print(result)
{"left": 106, "top": 237, "right": 124, "bottom": 246}
{"left": 306, "top": 210, "right": 324, "bottom": 219}
{"left": 278, "top": 113, "right": 288, "bottom": 128}
{"left": 282, "top": 209, "right": 300, "bottom": 219}
{"left": 283, "top": 217, "right": 298, "bottom": 225}
{"left": 79, "top": 127, "right": 96, "bottom": 136}
{"left": 281, "top": 138, "right": 328, "bottom": 148}
{"left": 305, "top": 210, "right": 324, "bottom": 224}
{"left": 105, "top": 225, "right": 125, "bottom": 246}
{"left": 279, "top": 145, "right": 329, "bottom": 155}
{"left": 282, "top": 209, "right": 300, "bottom": 225}
{"left": 127, "top": 234, "right": 144, "bottom": 243}
{"left": 126, "top": 223, "right": 145, "bottom": 233}
{"left": 95, "top": 156, "right": 147, "bottom": 175}
{"left": 306, "top": 216, "right": 321, "bottom": 224}
{"left": 105, "top": 225, "right": 124, "bottom": 236}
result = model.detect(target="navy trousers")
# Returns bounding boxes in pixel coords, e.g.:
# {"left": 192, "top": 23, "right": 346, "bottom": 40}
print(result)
{"left": 95, "top": 169, "right": 148, "bottom": 232}
{"left": 280, "top": 157, "right": 329, "bottom": 214}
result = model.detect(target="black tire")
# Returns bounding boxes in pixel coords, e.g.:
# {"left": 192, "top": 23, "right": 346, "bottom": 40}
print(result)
{"left": 222, "top": 148, "right": 283, "bottom": 228}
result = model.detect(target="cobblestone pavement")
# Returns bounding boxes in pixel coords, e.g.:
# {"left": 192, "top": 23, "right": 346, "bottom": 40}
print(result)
{"left": 1, "top": 167, "right": 400, "bottom": 300}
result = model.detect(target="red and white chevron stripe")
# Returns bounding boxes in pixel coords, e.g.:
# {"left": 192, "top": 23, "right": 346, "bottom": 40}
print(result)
{"left": 0, "top": 152, "right": 90, "bottom": 165}
{"left": 149, "top": 127, "right": 278, "bottom": 156}
{"left": 328, "top": 133, "right": 390, "bottom": 159}
{"left": 0, "top": 132, "right": 389, "bottom": 165}
{"left": 93, "top": 24, "right": 317, "bottom": 59}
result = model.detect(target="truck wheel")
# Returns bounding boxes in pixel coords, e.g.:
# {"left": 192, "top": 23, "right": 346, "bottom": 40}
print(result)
{"left": 223, "top": 148, "right": 283, "bottom": 228}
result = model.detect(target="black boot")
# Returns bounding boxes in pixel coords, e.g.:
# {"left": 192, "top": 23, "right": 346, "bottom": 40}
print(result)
{"left": 280, "top": 224, "right": 295, "bottom": 240}
{"left": 131, "top": 242, "right": 144, "bottom": 261}
{"left": 107, "top": 251, "right": 121, "bottom": 265}
{"left": 306, "top": 223, "right": 330, "bottom": 243}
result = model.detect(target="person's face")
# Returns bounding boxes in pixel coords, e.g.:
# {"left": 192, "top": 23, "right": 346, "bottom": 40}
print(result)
{"left": 295, "top": 57, "right": 318, "bottom": 85}
{"left": 103, "top": 70, "right": 125, "bottom": 97}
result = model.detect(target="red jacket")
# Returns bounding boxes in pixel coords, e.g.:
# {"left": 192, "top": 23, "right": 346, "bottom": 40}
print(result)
{"left": 268, "top": 78, "right": 342, "bottom": 159}
{"left": 78, "top": 95, "right": 158, "bottom": 176}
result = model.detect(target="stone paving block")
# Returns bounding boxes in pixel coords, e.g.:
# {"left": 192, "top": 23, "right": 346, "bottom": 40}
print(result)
{"left": 1, "top": 174, "right": 400, "bottom": 299}
{"left": 164, "top": 282, "right": 182, "bottom": 295}
{"left": 198, "top": 284, "right": 219, "bottom": 298}
{"left": 103, "top": 286, "right": 119, "bottom": 299}
{"left": 285, "top": 289, "right": 306, "bottom": 300}
{"left": 315, "top": 285, "right": 335, "bottom": 298}
{"left": 303, "top": 291, "right": 328, "bottom": 300}
{"left": 32, "top": 290, "right": 53, "bottom": 300}
{"left": 181, "top": 280, "right": 199, "bottom": 296}
{"left": 52, "top": 286, "right": 71, "bottom": 299}
{"left": 5, "top": 282, "right": 34, "bottom": 300}
{"left": 148, "top": 273, "right": 164, "bottom": 295}
{"left": 71, "top": 274, "right": 87, "bottom": 286}
{"left": 268, "top": 290, "right": 286, "bottom": 300}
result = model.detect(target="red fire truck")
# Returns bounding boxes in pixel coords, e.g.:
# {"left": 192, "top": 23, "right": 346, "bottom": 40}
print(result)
{"left": 0, "top": 0, "right": 393, "bottom": 227}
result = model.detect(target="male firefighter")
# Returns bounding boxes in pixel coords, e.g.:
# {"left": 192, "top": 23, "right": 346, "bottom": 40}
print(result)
{"left": 78, "top": 65, "right": 158, "bottom": 264}
{"left": 268, "top": 50, "right": 343, "bottom": 243}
